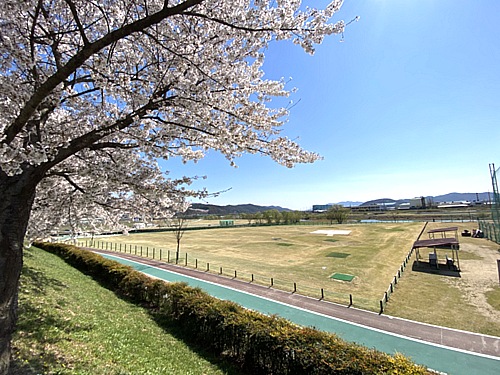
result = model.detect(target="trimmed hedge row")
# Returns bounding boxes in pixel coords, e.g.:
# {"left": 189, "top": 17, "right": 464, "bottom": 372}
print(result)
{"left": 33, "top": 242, "right": 431, "bottom": 375}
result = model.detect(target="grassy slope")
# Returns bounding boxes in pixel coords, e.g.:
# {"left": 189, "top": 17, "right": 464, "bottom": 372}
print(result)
{"left": 11, "top": 247, "right": 233, "bottom": 375}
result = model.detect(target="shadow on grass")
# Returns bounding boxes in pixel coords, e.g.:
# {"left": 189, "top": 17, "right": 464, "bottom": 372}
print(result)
{"left": 11, "top": 266, "right": 95, "bottom": 374}
{"left": 148, "top": 312, "right": 251, "bottom": 375}
{"left": 20, "top": 265, "right": 68, "bottom": 295}
{"left": 411, "top": 260, "right": 461, "bottom": 277}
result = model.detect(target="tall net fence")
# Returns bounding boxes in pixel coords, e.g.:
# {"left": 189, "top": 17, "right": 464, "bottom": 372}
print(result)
{"left": 479, "top": 164, "right": 500, "bottom": 244}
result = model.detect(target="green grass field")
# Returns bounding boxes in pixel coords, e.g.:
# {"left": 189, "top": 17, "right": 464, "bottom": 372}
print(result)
{"left": 94, "top": 221, "right": 500, "bottom": 336}
{"left": 11, "top": 247, "right": 236, "bottom": 375}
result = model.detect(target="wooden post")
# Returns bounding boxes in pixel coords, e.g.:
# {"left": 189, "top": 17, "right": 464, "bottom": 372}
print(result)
{"left": 185, "top": 253, "right": 187, "bottom": 266}
{"left": 349, "top": 294, "right": 353, "bottom": 307}
{"left": 379, "top": 300, "right": 384, "bottom": 314}
{"left": 497, "top": 259, "right": 500, "bottom": 285}
{"left": 320, "top": 288, "right": 324, "bottom": 300}
{"left": 293, "top": 282, "right": 297, "bottom": 293}
{"left": 270, "top": 277, "right": 273, "bottom": 287}
{"left": 234, "top": 270, "right": 237, "bottom": 278}
{"left": 206, "top": 262, "right": 210, "bottom": 272}
{"left": 251, "top": 274, "right": 254, "bottom": 282}
{"left": 220, "top": 266, "right": 223, "bottom": 275}
{"left": 167, "top": 250, "right": 170, "bottom": 262}
{"left": 195, "top": 259, "right": 198, "bottom": 268}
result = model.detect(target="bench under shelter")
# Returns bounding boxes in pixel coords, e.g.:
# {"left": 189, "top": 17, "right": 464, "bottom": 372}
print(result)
{"left": 412, "top": 226, "right": 460, "bottom": 271}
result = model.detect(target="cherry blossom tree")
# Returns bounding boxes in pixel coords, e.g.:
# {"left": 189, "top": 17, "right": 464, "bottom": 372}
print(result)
{"left": 0, "top": 0, "right": 348, "bottom": 371}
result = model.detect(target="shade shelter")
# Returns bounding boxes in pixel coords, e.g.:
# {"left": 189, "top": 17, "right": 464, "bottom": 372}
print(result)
{"left": 427, "top": 226, "right": 459, "bottom": 240}
{"left": 413, "top": 227, "right": 460, "bottom": 272}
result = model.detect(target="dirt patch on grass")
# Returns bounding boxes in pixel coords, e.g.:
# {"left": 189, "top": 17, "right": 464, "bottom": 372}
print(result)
{"left": 444, "top": 240, "right": 500, "bottom": 322}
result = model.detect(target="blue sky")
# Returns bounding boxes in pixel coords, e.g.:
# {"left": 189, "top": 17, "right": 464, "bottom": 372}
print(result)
{"left": 162, "top": 0, "right": 499, "bottom": 210}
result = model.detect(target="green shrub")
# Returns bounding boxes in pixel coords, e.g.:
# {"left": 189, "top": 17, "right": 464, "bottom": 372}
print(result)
{"left": 34, "top": 242, "right": 430, "bottom": 375}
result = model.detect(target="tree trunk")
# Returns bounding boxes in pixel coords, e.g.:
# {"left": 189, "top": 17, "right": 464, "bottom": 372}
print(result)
{"left": 0, "top": 173, "right": 37, "bottom": 375}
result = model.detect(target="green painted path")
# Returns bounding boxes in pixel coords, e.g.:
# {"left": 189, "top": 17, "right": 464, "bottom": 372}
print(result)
{"left": 102, "top": 253, "right": 500, "bottom": 375}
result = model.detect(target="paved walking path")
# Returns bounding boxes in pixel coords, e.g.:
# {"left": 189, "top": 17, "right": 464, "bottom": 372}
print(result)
{"left": 91, "top": 249, "right": 500, "bottom": 374}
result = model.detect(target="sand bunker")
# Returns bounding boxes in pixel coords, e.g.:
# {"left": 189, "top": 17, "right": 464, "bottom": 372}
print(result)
{"left": 310, "top": 229, "right": 351, "bottom": 236}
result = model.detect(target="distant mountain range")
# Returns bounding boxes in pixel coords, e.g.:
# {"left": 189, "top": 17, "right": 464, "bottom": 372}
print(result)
{"left": 359, "top": 192, "right": 490, "bottom": 207}
{"left": 333, "top": 201, "right": 364, "bottom": 207}
{"left": 187, "top": 192, "right": 492, "bottom": 215}
{"left": 188, "top": 203, "right": 290, "bottom": 215}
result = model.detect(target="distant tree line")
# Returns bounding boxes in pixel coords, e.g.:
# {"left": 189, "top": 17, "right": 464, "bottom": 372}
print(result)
{"left": 241, "top": 210, "right": 303, "bottom": 225}
{"left": 325, "top": 205, "right": 351, "bottom": 224}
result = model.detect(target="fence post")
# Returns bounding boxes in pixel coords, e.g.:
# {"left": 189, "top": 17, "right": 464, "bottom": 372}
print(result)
{"left": 195, "top": 259, "right": 197, "bottom": 268}
{"left": 251, "top": 274, "right": 254, "bottom": 282}
{"left": 384, "top": 291, "right": 388, "bottom": 302}
{"left": 379, "top": 300, "right": 384, "bottom": 314}
{"left": 185, "top": 253, "right": 188, "bottom": 266}
{"left": 497, "top": 259, "right": 500, "bottom": 285}
{"left": 293, "top": 282, "right": 297, "bottom": 293}
{"left": 390, "top": 283, "right": 394, "bottom": 293}
{"left": 349, "top": 294, "right": 353, "bottom": 307}
{"left": 159, "top": 248, "right": 162, "bottom": 260}
{"left": 234, "top": 270, "right": 237, "bottom": 278}
{"left": 135, "top": 245, "right": 137, "bottom": 255}
{"left": 270, "top": 277, "right": 273, "bottom": 287}
{"left": 146, "top": 247, "right": 148, "bottom": 258}
{"left": 167, "top": 250, "right": 170, "bottom": 263}
{"left": 207, "top": 262, "right": 210, "bottom": 272}
{"left": 220, "top": 266, "right": 223, "bottom": 275}
{"left": 140, "top": 246, "right": 143, "bottom": 257}
{"left": 320, "top": 288, "right": 324, "bottom": 300}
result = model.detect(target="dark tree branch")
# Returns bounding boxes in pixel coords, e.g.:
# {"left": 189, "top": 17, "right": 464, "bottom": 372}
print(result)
{"left": 88, "top": 142, "right": 139, "bottom": 151}
{"left": 64, "top": 0, "right": 90, "bottom": 46}
{"left": 46, "top": 171, "right": 86, "bottom": 194}
{"left": 4, "top": 0, "right": 204, "bottom": 145}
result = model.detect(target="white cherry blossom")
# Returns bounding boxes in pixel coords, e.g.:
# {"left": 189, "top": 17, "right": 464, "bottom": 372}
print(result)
{"left": 0, "top": 1, "right": 347, "bottom": 372}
